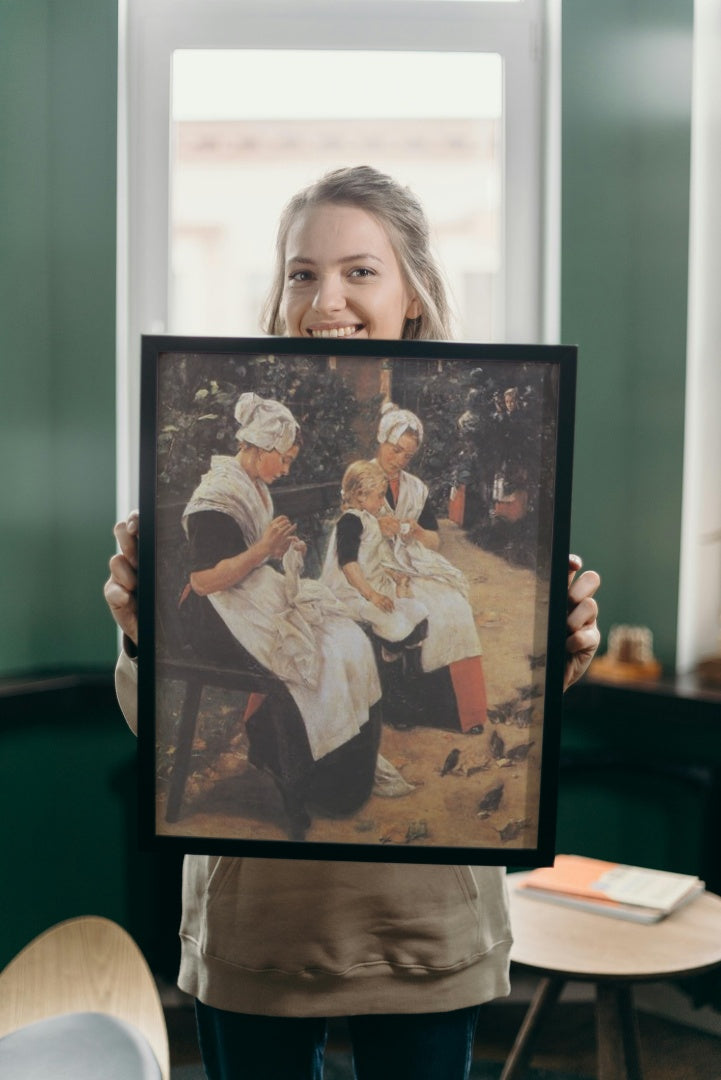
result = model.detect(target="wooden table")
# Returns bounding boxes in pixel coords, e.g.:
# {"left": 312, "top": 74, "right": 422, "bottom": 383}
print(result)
{"left": 502, "top": 874, "right": 721, "bottom": 1080}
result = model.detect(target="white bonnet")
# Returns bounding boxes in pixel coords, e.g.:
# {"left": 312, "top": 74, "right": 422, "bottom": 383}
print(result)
{"left": 234, "top": 392, "right": 300, "bottom": 454}
{"left": 376, "top": 402, "right": 424, "bottom": 447}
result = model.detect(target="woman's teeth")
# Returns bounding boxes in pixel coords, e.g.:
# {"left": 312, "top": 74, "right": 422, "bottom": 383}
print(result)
{"left": 310, "top": 325, "right": 360, "bottom": 338}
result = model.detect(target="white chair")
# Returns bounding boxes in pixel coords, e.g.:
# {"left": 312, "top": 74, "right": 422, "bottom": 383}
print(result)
{"left": 0, "top": 915, "right": 170, "bottom": 1079}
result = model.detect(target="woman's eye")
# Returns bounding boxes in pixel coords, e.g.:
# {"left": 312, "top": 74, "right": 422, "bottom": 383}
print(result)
{"left": 349, "top": 267, "right": 375, "bottom": 279}
{"left": 288, "top": 269, "right": 313, "bottom": 283}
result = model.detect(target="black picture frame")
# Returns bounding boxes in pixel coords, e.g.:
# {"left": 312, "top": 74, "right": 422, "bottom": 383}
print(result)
{"left": 138, "top": 335, "right": 576, "bottom": 865}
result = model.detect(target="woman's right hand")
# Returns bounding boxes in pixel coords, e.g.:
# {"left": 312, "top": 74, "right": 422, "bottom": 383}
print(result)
{"left": 104, "top": 510, "right": 139, "bottom": 646}
{"left": 261, "top": 515, "right": 297, "bottom": 559}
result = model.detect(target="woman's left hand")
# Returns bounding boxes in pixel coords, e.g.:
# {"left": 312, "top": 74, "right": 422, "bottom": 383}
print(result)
{"left": 564, "top": 554, "right": 601, "bottom": 691}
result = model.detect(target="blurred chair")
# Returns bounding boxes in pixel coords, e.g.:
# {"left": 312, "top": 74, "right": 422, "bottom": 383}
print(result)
{"left": 0, "top": 915, "right": 169, "bottom": 1079}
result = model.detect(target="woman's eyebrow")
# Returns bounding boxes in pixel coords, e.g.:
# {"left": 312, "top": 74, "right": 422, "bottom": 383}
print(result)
{"left": 339, "top": 253, "right": 383, "bottom": 265}
{"left": 286, "top": 253, "right": 384, "bottom": 266}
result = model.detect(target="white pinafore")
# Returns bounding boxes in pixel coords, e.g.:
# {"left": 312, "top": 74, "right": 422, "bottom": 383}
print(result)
{"left": 320, "top": 508, "right": 429, "bottom": 643}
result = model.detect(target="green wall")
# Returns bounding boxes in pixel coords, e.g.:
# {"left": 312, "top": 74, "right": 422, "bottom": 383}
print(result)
{"left": 0, "top": 683, "right": 183, "bottom": 975}
{"left": 0, "top": 0, "right": 137, "bottom": 970}
{"left": 562, "top": 0, "right": 693, "bottom": 669}
{"left": 0, "top": 0, "right": 118, "bottom": 675}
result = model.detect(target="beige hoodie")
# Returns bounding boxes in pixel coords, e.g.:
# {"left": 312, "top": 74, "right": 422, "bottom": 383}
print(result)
{"left": 116, "top": 651, "right": 512, "bottom": 1016}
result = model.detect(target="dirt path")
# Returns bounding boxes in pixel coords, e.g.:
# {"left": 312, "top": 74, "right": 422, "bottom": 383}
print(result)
{"left": 156, "top": 519, "right": 551, "bottom": 855}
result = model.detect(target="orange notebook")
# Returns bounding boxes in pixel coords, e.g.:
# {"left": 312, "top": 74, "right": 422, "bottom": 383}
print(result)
{"left": 516, "top": 854, "right": 704, "bottom": 923}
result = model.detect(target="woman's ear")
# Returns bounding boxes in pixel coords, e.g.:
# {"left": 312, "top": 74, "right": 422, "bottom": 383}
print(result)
{"left": 406, "top": 296, "right": 423, "bottom": 320}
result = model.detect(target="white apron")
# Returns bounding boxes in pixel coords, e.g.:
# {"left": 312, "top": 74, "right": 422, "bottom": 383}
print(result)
{"left": 320, "top": 508, "right": 429, "bottom": 643}
{"left": 182, "top": 456, "right": 381, "bottom": 762}
{"left": 380, "top": 468, "right": 482, "bottom": 671}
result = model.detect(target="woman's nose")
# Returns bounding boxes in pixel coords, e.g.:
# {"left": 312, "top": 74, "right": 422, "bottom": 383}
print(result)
{"left": 312, "top": 273, "right": 345, "bottom": 314}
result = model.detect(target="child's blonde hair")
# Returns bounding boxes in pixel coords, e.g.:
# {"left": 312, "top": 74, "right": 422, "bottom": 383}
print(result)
{"left": 341, "top": 460, "right": 388, "bottom": 511}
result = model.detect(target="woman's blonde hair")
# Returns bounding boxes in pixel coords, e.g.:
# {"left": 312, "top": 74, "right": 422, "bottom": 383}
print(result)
{"left": 262, "top": 165, "right": 454, "bottom": 341}
{"left": 341, "top": 459, "right": 388, "bottom": 511}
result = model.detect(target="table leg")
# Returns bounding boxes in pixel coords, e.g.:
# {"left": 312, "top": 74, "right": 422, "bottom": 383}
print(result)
{"left": 500, "top": 976, "right": 565, "bottom": 1080}
{"left": 596, "top": 983, "right": 643, "bottom": 1080}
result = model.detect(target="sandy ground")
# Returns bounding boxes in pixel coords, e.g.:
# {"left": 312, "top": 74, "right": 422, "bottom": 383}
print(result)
{"left": 155, "top": 518, "right": 551, "bottom": 855}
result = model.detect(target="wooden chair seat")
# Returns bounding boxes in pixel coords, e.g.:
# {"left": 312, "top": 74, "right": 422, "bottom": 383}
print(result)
{"left": 0, "top": 916, "right": 169, "bottom": 1079}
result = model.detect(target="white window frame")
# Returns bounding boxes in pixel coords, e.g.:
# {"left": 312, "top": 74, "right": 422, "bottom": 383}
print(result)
{"left": 116, "top": 0, "right": 558, "bottom": 511}
{"left": 676, "top": 0, "right": 721, "bottom": 675}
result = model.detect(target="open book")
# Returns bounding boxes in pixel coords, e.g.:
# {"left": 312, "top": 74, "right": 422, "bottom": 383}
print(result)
{"left": 515, "top": 854, "right": 705, "bottom": 923}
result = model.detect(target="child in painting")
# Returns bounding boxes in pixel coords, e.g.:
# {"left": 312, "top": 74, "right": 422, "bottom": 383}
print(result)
{"left": 322, "top": 459, "right": 429, "bottom": 675}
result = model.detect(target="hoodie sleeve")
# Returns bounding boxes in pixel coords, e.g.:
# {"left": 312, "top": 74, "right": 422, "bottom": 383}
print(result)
{"left": 115, "top": 646, "right": 139, "bottom": 736}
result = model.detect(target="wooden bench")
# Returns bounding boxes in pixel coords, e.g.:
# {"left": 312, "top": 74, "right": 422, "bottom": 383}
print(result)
{"left": 154, "top": 480, "right": 339, "bottom": 822}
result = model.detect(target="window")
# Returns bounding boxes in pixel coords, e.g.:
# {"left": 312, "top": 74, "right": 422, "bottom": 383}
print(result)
{"left": 117, "top": 0, "right": 556, "bottom": 509}
{"left": 170, "top": 49, "right": 503, "bottom": 340}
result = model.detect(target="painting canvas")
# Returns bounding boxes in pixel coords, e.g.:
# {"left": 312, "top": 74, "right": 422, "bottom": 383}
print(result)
{"left": 138, "top": 336, "right": 576, "bottom": 865}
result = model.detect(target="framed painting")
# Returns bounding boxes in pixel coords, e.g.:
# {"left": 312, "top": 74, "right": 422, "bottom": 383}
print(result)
{"left": 138, "top": 336, "right": 576, "bottom": 865}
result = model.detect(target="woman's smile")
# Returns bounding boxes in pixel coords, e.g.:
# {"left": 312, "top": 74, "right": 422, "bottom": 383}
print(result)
{"left": 307, "top": 323, "right": 364, "bottom": 339}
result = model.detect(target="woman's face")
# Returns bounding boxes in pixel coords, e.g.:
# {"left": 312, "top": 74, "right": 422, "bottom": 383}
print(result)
{"left": 376, "top": 432, "right": 420, "bottom": 480}
{"left": 281, "top": 203, "right": 421, "bottom": 341}
{"left": 256, "top": 445, "right": 299, "bottom": 485}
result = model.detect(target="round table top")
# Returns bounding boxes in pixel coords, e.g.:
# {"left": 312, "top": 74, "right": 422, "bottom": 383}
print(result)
{"left": 508, "top": 872, "right": 721, "bottom": 981}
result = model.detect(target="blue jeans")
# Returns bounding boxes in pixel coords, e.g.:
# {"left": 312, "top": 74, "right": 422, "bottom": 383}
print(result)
{"left": 195, "top": 1000, "right": 481, "bottom": 1080}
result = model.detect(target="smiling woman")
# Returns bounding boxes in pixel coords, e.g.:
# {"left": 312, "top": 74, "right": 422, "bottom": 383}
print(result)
{"left": 263, "top": 166, "right": 451, "bottom": 341}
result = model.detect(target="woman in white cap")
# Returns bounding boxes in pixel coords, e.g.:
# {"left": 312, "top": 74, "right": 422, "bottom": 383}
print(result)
{"left": 372, "top": 402, "right": 488, "bottom": 734}
{"left": 180, "top": 390, "right": 383, "bottom": 838}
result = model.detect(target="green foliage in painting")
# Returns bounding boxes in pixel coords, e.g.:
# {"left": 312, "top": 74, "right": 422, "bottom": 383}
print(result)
{"left": 156, "top": 352, "right": 363, "bottom": 502}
